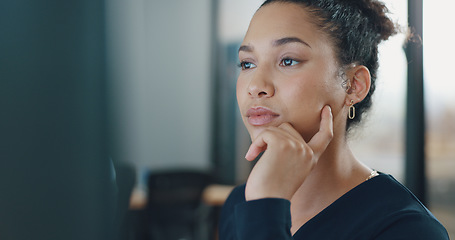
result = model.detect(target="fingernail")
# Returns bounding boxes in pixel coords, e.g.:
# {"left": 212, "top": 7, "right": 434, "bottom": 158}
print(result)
{"left": 326, "top": 105, "right": 332, "bottom": 113}
{"left": 245, "top": 148, "right": 251, "bottom": 159}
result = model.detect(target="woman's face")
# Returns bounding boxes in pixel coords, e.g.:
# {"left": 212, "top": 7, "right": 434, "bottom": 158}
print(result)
{"left": 237, "top": 3, "right": 347, "bottom": 141}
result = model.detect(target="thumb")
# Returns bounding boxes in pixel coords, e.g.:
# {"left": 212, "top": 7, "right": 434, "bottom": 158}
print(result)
{"left": 308, "top": 105, "right": 334, "bottom": 158}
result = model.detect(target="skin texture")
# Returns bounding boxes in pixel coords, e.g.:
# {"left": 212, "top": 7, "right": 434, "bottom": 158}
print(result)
{"left": 237, "top": 2, "right": 373, "bottom": 234}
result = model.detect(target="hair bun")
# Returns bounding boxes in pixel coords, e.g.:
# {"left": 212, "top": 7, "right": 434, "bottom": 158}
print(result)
{"left": 359, "top": 0, "right": 398, "bottom": 41}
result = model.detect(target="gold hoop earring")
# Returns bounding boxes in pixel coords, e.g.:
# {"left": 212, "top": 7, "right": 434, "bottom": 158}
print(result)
{"left": 349, "top": 100, "right": 355, "bottom": 120}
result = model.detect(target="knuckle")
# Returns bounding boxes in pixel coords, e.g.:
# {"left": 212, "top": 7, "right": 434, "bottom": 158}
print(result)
{"left": 279, "top": 139, "right": 295, "bottom": 150}
{"left": 307, "top": 147, "right": 315, "bottom": 158}
{"left": 279, "top": 122, "right": 292, "bottom": 128}
{"left": 298, "top": 144, "right": 313, "bottom": 158}
{"left": 327, "top": 129, "right": 334, "bottom": 139}
{"left": 276, "top": 138, "right": 303, "bottom": 153}
{"left": 322, "top": 129, "right": 334, "bottom": 140}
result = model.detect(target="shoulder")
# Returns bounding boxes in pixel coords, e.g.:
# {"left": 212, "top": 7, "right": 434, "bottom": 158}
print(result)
{"left": 373, "top": 211, "right": 449, "bottom": 239}
{"left": 370, "top": 174, "right": 434, "bottom": 215}
{"left": 364, "top": 174, "right": 449, "bottom": 239}
{"left": 297, "top": 173, "right": 449, "bottom": 239}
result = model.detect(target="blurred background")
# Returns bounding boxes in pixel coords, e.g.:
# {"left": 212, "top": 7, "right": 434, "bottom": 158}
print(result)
{"left": 1, "top": 0, "right": 453, "bottom": 239}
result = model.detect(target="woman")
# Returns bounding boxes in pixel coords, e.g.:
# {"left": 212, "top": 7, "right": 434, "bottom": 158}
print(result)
{"left": 219, "top": 0, "right": 450, "bottom": 239}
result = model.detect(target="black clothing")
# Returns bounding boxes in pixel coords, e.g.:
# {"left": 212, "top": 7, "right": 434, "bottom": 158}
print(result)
{"left": 219, "top": 173, "right": 449, "bottom": 240}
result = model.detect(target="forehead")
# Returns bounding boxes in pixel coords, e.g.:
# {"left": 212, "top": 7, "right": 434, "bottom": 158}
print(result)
{"left": 243, "top": 3, "right": 325, "bottom": 47}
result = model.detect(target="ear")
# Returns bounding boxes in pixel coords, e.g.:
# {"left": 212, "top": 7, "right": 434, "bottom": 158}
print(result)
{"left": 344, "top": 65, "right": 371, "bottom": 106}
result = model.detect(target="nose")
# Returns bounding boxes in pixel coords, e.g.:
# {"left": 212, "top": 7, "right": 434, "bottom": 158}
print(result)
{"left": 247, "top": 68, "right": 275, "bottom": 98}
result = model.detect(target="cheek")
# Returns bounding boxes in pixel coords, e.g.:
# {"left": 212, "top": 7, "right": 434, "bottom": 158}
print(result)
{"left": 291, "top": 101, "right": 323, "bottom": 139}
{"left": 236, "top": 76, "right": 251, "bottom": 127}
{"left": 236, "top": 77, "right": 246, "bottom": 106}
{"left": 278, "top": 81, "right": 321, "bottom": 137}
{"left": 286, "top": 76, "right": 328, "bottom": 108}
{"left": 283, "top": 75, "right": 343, "bottom": 140}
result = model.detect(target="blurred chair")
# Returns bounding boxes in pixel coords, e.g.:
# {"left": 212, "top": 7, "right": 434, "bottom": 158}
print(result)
{"left": 146, "top": 170, "right": 213, "bottom": 240}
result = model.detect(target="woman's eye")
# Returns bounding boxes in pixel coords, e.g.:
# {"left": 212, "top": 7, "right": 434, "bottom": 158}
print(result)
{"left": 280, "top": 58, "right": 299, "bottom": 66}
{"left": 238, "top": 61, "right": 256, "bottom": 70}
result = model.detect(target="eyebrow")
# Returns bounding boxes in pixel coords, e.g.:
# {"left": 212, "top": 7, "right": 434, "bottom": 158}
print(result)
{"left": 273, "top": 37, "right": 311, "bottom": 48}
{"left": 238, "top": 45, "right": 253, "bottom": 53}
{"left": 238, "top": 37, "right": 311, "bottom": 53}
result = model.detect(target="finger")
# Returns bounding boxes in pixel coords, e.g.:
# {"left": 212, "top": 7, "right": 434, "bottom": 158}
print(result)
{"left": 277, "top": 122, "right": 304, "bottom": 142}
{"left": 245, "top": 144, "right": 266, "bottom": 161}
{"left": 308, "top": 105, "right": 333, "bottom": 157}
{"left": 246, "top": 123, "right": 302, "bottom": 161}
{"left": 245, "top": 130, "right": 270, "bottom": 161}
{"left": 245, "top": 127, "right": 282, "bottom": 161}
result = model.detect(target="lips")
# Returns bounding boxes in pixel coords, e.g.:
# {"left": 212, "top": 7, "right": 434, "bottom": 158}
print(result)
{"left": 246, "top": 107, "right": 280, "bottom": 126}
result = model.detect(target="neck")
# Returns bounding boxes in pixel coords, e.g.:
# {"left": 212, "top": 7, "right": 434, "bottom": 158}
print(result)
{"left": 289, "top": 132, "right": 371, "bottom": 234}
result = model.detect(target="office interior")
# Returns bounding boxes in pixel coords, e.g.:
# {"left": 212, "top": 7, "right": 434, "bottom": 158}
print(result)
{"left": 1, "top": 0, "right": 454, "bottom": 239}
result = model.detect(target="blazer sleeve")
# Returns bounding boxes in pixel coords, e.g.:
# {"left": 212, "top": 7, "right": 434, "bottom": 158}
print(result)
{"left": 219, "top": 185, "right": 293, "bottom": 240}
{"left": 234, "top": 199, "right": 293, "bottom": 240}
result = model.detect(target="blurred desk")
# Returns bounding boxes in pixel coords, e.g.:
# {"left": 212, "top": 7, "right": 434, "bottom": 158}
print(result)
{"left": 128, "top": 184, "right": 234, "bottom": 209}
{"left": 202, "top": 184, "right": 235, "bottom": 206}
{"left": 129, "top": 188, "right": 147, "bottom": 210}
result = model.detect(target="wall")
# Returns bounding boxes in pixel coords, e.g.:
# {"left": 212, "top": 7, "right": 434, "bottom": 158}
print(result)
{"left": 106, "top": 0, "right": 213, "bottom": 184}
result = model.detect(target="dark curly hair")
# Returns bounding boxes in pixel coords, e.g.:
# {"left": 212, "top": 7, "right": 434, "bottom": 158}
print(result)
{"left": 260, "top": 0, "right": 398, "bottom": 131}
